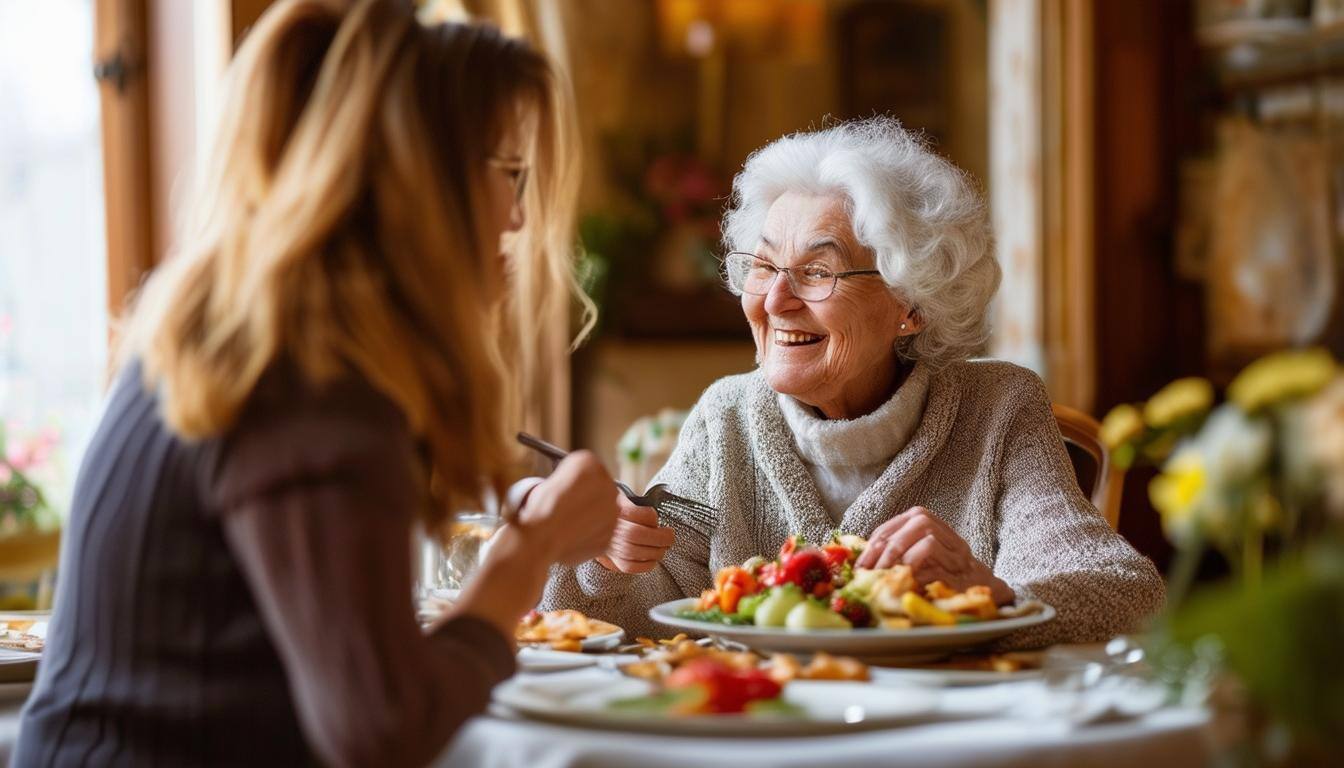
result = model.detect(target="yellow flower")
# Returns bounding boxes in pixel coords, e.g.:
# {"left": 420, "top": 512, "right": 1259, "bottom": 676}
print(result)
{"left": 1149, "top": 450, "right": 1207, "bottom": 541}
{"left": 1099, "top": 403, "right": 1144, "bottom": 450}
{"left": 1143, "top": 377, "right": 1214, "bottom": 428}
{"left": 1228, "top": 348, "right": 1337, "bottom": 413}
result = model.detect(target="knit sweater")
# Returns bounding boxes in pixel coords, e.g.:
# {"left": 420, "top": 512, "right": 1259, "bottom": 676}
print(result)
{"left": 540, "top": 360, "right": 1166, "bottom": 648}
{"left": 778, "top": 362, "right": 931, "bottom": 522}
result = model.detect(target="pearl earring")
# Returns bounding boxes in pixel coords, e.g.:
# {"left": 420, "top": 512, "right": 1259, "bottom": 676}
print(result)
{"left": 900, "top": 322, "right": 908, "bottom": 331}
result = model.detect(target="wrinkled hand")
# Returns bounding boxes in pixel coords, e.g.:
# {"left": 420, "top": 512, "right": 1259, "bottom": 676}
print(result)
{"left": 515, "top": 451, "right": 619, "bottom": 566}
{"left": 596, "top": 494, "right": 676, "bottom": 574}
{"left": 856, "top": 506, "right": 1015, "bottom": 605}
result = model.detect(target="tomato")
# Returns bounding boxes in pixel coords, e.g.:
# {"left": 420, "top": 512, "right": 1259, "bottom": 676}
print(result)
{"left": 696, "top": 588, "right": 717, "bottom": 610}
{"left": 665, "top": 658, "right": 783, "bottom": 714}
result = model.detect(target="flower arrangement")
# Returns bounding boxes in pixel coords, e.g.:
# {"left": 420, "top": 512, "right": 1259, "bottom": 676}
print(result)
{"left": 0, "top": 422, "right": 62, "bottom": 610}
{"left": 577, "top": 133, "right": 729, "bottom": 335}
{"left": 0, "top": 422, "right": 59, "bottom": 535}
{"left": 1101, "top": 348, "right": 1343, "bottom": 762}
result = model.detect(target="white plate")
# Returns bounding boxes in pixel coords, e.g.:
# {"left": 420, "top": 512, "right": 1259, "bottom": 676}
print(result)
{"left": 649, "top": 598, "right": 1056, "bottom": 662}
{"left": 493, "top": 669, "right": 940, "bottom": 735}
{"left": 516, "top": 647, "right": 641, "bottom": 673}
{"left": 579, "top": 628, "right": 625, "bottom": 652}
{"left": 517, "top": 627, "right": 626, "bottom": 656}
{"left": 871, "top": 666, "right": 1043, "bottom": 687}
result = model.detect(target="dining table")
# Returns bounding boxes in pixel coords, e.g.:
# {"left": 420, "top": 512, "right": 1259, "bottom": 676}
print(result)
{"left": 0, "top": 642, "right": 1220, "bottom": 767}
{"left": 429, "top": 640, "right": 1217, "bottom": 768}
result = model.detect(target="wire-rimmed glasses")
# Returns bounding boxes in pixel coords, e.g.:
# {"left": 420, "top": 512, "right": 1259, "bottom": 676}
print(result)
{"left": 487, "top": 156, "right": 530, "bottom": 205}
{"left": 723, "top": 251, "right": 881, "bottom": 302}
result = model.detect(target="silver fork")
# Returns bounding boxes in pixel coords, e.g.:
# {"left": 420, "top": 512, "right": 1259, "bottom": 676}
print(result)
{"left": 517, "top": 432, "right": 719, "bottom": 532}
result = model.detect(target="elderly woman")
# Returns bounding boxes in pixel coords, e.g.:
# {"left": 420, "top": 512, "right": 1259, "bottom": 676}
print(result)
{"left": 542, "top": 118, "right": 1164, "bottom": 645}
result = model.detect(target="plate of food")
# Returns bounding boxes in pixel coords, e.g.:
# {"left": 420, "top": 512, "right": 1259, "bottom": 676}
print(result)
{"left": 0, "top": 613, "right": 46, "bottom": 684}
{"left": 493, "top": 638, "right": 937, "bottom": 735}
{"left": 515, "top": 609, "right": 625, "bottom": 653}
{"left": 649, "top": 534, "right": 1054, "bottom": 661}
{"left": 873, "top": 652, "right": 1046, "bottom": 686}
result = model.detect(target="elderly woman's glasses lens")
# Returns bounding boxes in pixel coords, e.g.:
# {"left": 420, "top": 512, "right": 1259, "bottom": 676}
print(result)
{"left": 724, "top": 252, "right": 881, "bottom": 302}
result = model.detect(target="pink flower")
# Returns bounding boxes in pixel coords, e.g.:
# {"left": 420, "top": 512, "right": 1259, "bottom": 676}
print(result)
{"left": 4, "top": 428, "right": 58, "bottom": 472}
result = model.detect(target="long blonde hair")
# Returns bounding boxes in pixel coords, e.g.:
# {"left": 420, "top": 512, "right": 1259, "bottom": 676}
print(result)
{"left": 119, "top": 0, "right": 583, "bottom": 518}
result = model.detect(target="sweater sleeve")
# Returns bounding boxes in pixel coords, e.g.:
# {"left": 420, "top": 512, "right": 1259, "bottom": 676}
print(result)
{"left": 539, "top": 397, "right": 717, "bottom": 639}
{"left": 213, "top": 394, "right": 514, "bottom": 768}
{"left": 991, "top": 375, "right": 1166, "bottom": 648}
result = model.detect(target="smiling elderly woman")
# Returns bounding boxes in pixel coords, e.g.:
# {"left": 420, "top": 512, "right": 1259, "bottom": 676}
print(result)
{"left": 542, "top": 118, "right": 1165, "bottom": 645}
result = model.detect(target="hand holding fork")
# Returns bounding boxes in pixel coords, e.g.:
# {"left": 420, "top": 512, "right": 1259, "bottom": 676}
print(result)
{"left": 517, "top": 433, "right": 718, "bottom": 574}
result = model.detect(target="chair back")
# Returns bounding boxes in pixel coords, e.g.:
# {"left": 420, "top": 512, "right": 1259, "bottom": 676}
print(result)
{"left": 1052, "top": 403, "right": 1124, "bottom": 530}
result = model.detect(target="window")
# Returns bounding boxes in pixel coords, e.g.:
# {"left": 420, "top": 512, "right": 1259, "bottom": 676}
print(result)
{"left": 0, "top": 0, "right": 108, "bottom": 510}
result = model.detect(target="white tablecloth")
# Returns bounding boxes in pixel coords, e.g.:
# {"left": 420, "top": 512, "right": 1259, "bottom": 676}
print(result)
{"left": 436, "top": 705, "right": 1212, "bottom": 768}
{"left": 1, "top": 678, "right": 1215, "bottom": 768}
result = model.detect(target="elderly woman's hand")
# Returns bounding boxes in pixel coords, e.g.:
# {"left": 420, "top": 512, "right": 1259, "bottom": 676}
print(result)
{"left": 596, "top": 495, "right": 676, "bottom": 574}
{"left": 856, "top": 506, "right": 1016, "bottom": 605}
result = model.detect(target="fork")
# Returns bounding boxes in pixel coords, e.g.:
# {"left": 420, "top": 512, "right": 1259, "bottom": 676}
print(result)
{"left": 515, "top": 432, "right": 719, "bottom": 532}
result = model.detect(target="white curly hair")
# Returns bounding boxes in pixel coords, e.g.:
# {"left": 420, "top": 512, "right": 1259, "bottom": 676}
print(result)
{"left": 721, "top": 117, "right": 1000, "bottom": 367}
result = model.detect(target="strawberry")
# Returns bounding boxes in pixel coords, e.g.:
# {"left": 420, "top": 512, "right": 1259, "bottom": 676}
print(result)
{"left": 778, "top": 547, "right": 830, "bottom": 593}
{"left": 758, "top": 561, "right": 781, "bottom": 587}
{"left": 830, "top": 595, "right": 873, "bottom": 627}
{"left": 822, "top": 543, "right": 852, "bottom": 571}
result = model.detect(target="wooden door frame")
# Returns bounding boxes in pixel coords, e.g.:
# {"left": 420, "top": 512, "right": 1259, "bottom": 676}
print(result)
{"left": 94, "top": 0, "right": 155, "bottom": 322}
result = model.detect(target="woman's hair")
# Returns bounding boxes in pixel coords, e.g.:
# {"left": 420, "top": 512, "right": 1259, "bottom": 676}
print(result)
{"left": 118, "top": 0, "right": 583, "bottom": 517}
{"left": 721, "top": 117, "right": 1000, "bottom": 367}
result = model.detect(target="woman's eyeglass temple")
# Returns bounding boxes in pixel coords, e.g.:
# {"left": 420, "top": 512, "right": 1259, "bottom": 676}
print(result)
{"left": 487, "top": 156, "right": 529, "bottom": 204}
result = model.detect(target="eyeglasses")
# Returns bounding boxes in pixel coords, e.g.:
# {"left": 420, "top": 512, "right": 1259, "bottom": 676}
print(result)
{"left": 487, "top": 156, "right": 530, "bottom": 206}
{"left": 723, "top": 251, "right": 882, "bottom": 302}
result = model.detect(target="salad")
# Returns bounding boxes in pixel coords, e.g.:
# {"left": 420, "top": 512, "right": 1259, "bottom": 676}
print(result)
{"left": 675, "top": 532, "right": 1002, "bottom": 630}
{"left": 611, "top": 637, "right": 868, "bottom": 716}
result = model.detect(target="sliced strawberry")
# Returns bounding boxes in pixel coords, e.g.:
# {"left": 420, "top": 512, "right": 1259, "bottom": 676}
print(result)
{"left": 830, "top": 595, "right": 873, "bottom": 627}
{"left": 822, "top": 543, "right": 851, "bottom": 570}
{"left": 758, "top": 561, "right": 781, "bottom": 587}
{"left": 778, "top": 548, "right": 830, "bottom": 593}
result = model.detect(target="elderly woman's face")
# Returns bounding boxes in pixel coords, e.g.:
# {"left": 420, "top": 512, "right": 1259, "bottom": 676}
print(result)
{"left": 743, "top": 192, "right": 913, "bottom": 417}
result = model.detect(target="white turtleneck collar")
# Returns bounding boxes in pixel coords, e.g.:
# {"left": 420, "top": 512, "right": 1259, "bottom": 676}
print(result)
{"left": 777, "top": 362, "right": 931, "bottom": 521}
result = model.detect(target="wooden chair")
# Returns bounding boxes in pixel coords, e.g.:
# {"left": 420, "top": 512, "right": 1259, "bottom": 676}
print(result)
{"left": 1052, "top": 403, "right": 1124, "bottom": 530}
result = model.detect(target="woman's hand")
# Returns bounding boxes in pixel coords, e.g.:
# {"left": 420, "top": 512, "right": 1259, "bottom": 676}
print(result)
{"left": 856, "top": 506, "right": 1015, "bottom": 605}
{"left": 514, "top": 451, "right": 620, "bottom": 565}
{"left": 596, "top": 495, "right": 676, "bottom": 574}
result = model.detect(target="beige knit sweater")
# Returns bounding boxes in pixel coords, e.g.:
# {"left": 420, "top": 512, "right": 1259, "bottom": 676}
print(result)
{"left": 540, "top": 360, "right": 1166, "bottom": 648}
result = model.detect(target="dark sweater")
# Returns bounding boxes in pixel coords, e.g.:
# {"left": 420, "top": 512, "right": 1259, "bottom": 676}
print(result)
{"left": 14, "top": 362, "right": 514, "bottom": 767}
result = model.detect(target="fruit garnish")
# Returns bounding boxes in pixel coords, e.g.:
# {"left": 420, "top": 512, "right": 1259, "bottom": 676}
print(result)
{"left": 830, "top": 594, "right": 874, "bottom": 627}
{"left": 713, "top": 566, "right": 759, "bottom": 614}
{"left": 753, "top": 584, "right": 805, "bottom": 627}
{"left": 779, "top": 547, "right": 830, "bottom": 593}
{"left": 784, "top": 599, "right": 853, "bottom": 630}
